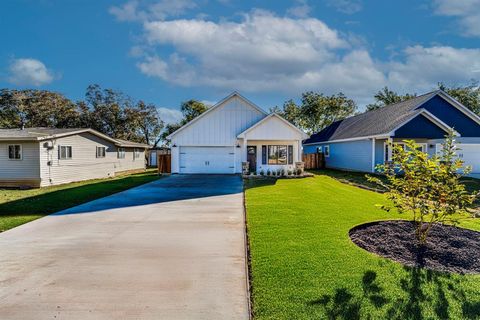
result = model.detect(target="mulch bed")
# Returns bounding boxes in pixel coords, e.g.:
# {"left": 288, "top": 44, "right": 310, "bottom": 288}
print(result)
{"left": 349, "top": 220, "right": 480, "bottom": 274}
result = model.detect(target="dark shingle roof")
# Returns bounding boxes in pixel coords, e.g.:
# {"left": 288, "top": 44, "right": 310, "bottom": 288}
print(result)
{"left": 0, "top": 128, "right": 85, "bottom": 139}
{"left": 0, "top": 127, "right": 151, "bottom": 148}
{"left": 304, "top": 91, "right": 439, "bottom": 144}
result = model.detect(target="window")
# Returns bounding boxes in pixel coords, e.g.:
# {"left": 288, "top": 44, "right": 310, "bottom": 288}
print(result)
{"left": 268, "top": 145, "right": 287, "bottom": 165}
{"left": 59, "top": 146, "right": 72, "bottom": 159}
{"left": 117, "top": 147, "right": 125, "bottom": 159}
{"left": 96, "top": 146, "right": 106, "bottom": 158}
{"left": 324, "top": 145, "right": 330, "bottom": 157}
{"left": 385, "top": 142, "right": 427, "bottom": 162}
{"left": 8, "top": 145, "right": 22, "bottom": 160}
{"left": 134, "top": 148, "right": 141, "bottom": 159}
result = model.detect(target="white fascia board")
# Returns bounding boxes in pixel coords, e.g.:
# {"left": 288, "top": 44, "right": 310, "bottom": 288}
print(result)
{"left": 237, "top": 113, "right": 308, "bottom": 139}
{"left": 303, "top": 134, "right": 390, "bottom": 145}
{"left": 167, "top": 91, "right": 268, "bottom": 140}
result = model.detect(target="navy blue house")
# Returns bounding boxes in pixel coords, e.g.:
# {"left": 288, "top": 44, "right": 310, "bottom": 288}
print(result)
{"left": 303, "top": 90, "right": 480, "bottom": 176}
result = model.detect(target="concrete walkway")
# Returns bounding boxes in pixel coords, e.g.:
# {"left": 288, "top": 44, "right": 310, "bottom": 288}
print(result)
{"left": 0, "top": 175, "right": 249, "bottom": 320}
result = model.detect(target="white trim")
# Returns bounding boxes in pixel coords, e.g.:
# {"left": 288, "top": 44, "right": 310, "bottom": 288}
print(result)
{"left": 166, "top": 91, "right": 268, "bottom": 140}
{"left": 383, "top": 141, "right": 428, "bottom": 162}
{"left": 303, "top": 134, "right": 391, "bottom": 145}
{"left": 434, "top": 91, "right": 480, "bottom": 126}
{"left": 371, "top": 138, "right": 375, "bottom": 173}
{"left": 237, "top": 113, "right": 308, "bottom": 139}
{"left": 323, "top": 145, "right": 330, "bottom": 157}
{"left": 389, "top": 109, "right": 458, "bottom": 136}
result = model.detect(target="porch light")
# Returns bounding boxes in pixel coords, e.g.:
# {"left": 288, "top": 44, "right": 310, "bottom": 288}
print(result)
{"left": 236, "top": 144, "right": 241, "bottom": 148}
{"left": 172, "top": 144, "right": 177, "bottom": 147}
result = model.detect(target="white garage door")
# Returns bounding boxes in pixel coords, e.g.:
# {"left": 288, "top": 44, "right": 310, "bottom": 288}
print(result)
{"left": 179, "top": 147, "right": 235, "bottom": 174}
{"left": 437, "top": 143, "right": 480, "bottom": 174}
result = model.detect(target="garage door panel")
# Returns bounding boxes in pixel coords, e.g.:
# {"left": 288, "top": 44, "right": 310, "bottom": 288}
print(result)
{"left": 179, "top": 147, "right": 235, "bottom": 174}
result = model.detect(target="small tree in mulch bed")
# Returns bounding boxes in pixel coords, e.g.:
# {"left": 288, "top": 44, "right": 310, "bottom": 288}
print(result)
{"left": 368, "top": 131, "right": 479, "bottom": 244}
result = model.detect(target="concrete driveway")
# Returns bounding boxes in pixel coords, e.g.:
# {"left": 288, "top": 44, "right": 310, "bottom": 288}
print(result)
{"left": 0, "top": 175, "right": 249, "bottom": 320}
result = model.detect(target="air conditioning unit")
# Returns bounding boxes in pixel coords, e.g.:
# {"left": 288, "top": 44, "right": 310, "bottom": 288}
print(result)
{"left": 44, "top": 141, "right": 54, "bottom": 149}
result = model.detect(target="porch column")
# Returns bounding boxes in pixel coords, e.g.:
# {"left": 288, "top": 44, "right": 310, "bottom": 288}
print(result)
{"left": 297, "top": 139, "right": 302, "bottom": 162}
{"left": 244, "top": 138, "right": 248, "bottom": 162}
{"left": 371, "top": 138, "right": 375, "bottom": 173}
{"left": 387, "top": 137, "right": 393, "bottom": 162}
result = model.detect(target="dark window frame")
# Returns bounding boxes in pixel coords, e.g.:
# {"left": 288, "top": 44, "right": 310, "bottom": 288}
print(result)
{"left": 117, "top": 147, "right": 125, "bottom": 159}
{"left": 266, "top": 145, "right": 291, "bottom": 165}
{"left": 96, "top": 146, "right": 106, "bottom": 158}
{"left": 8, "top": 144, "right": 22, "bottom": 160}
{"left": 58, "top": 145, "right": 72, "bottom": 160}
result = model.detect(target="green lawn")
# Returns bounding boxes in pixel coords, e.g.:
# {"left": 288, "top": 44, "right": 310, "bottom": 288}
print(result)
{"left": 0, "top": 170, "right": 160, "bottom": 232}
{"left": 245, "top": 172, "right": 480, "bottom": 320}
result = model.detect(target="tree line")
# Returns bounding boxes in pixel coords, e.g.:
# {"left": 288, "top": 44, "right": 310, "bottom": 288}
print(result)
{"left": 0, "top": 85, "right": 208, "bottom": 147}
{"left": 1, "top": 81, "right": 478, "bottom": 145}
{"left": 272, "top": 81, "right": 480, "bottom": 134}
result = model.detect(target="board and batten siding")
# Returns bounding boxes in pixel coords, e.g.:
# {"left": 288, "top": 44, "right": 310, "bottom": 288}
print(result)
{"left": 0, "top": 141, "right": 41, "bottom": 185}
{"left": 170, "top": 96, "right": 265, "bottom": 146}
{"left": 170, "top": 96, "right": 266, "bottom": 173}
{"left": 304, "top": 139, "right": 374, "bottom": 172}
{"left": 39, "top": 132, "right": 145, "bottom": 187}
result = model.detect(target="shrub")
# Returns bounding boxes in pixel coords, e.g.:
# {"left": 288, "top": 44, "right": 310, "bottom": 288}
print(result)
{"left": 287, "top": 170, "right": 293, "bottom": 176}
{"left": 260, "top": 170, "right": 265, "bottom": 176}
{"left": 296, "top": 168, "right": 303, "bottom": 175}
{"left": 266, "top": 169, "right": 271, "bottom": 176}
{"left": 272, "top": 170, "right": 276, "bottom": 176}
{"left": 279, "top": 169, "right": 285, "bottom": 176}
{"left": 367, "top": 132, "right": 478, "bottom": 244}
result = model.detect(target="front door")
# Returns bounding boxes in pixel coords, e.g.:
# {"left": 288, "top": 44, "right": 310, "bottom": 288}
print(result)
{"left": 247, "top": 146, "right": 257, "bottom": 172}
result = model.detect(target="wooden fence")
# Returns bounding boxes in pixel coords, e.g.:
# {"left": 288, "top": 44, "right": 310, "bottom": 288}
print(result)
{"left": 302, "top": 153, "right": 325, "bottom": 170}
{"left": 157, "top": 154, "right": 171, "bottom": 174}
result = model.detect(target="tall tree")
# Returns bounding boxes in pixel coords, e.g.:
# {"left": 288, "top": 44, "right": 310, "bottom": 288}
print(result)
{"left": 84, "top": 84, "right": 131, "bottom": 139}
{"left": 366, "top": 87, "right": 416, "bottom": 111}
{"left": 180, "top": 100, "right": 209, "bottom": 123}
{"left": 125, "top": 100, "right": 164, "bottom": 146}
{"left": 300, "top": 92, "right": 357, "bottom": 134}
{"left": 271, "top": 100, "right": 303, "bottom": 128}
{"left": 0, "top": 89, "right": 79, "bottom": 128}
{"left": 438, "top": 81, "right": 480, "bottom": 115}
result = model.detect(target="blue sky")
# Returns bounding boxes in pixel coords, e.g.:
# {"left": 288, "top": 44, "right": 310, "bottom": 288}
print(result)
{"left": 1, "top": 0, "right": 480, "bottom": 124}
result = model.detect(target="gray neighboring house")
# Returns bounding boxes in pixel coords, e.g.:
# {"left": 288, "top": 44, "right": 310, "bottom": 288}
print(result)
{"left": 0, "top": 128, "right": 150, "bottom": 188}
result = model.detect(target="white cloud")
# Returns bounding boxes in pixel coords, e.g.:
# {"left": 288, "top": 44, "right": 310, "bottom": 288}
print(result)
{"left": 433, "top": 0, "right": 480, "bottom": 37}
{"left": 123, "top": 9, "right": 480, "bottom": 105}
{"left": 8, "top": 58, "right": 55, "bottom": 86}
{"left": 157, "top": 107, "right": 183, "bottom": 124}
{"left": 109, "top": 0, "right": 196, "bottom": 22}
{"left": 326, "top": 0, "right": 362, "bottom": 14}
{"left": 287, "top": 0, "right": 311, "bottom": 18}
{"left": 386, "top": 46, "right": 480, "bottom": 91}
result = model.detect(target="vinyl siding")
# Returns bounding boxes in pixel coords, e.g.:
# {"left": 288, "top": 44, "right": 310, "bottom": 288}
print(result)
{"left": 0, "top": 141, "right": 40, "bottom": 181}
{"left": 305, "top": 139, "right": 373, "bottom": 172}
{"left": 39, "top": 132, "right": 145, "bottom": 186}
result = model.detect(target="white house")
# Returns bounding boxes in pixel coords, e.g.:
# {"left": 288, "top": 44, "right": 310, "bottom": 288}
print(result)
{"left": 0, "top": 128, "right": 150, "bottom": 187}
{"left": 167, "top": 92, "right": 308, "bottom": 174}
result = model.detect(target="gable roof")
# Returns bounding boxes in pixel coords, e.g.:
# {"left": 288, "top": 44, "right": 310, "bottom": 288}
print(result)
{"left": 166, "top": 91, "right": 268, "bottom": 140}
{"left": 0, "top": 128, "right": 151, "bottom": 148}
{"left": 304, "top": 90, "right": 473, "bottom": 144}
{"left": 237, "top": 113, "right": 308, "bottom": 139}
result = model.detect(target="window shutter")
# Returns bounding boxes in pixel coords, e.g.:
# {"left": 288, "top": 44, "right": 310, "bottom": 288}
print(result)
{"left": 58, "top": 146, "right": 61, "bottom": 159}
{"left": 262, "top": 146, "right": 267, "bottom": 165}
{"left": 288, "top": 145, "right": 293, "bottom": 164}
